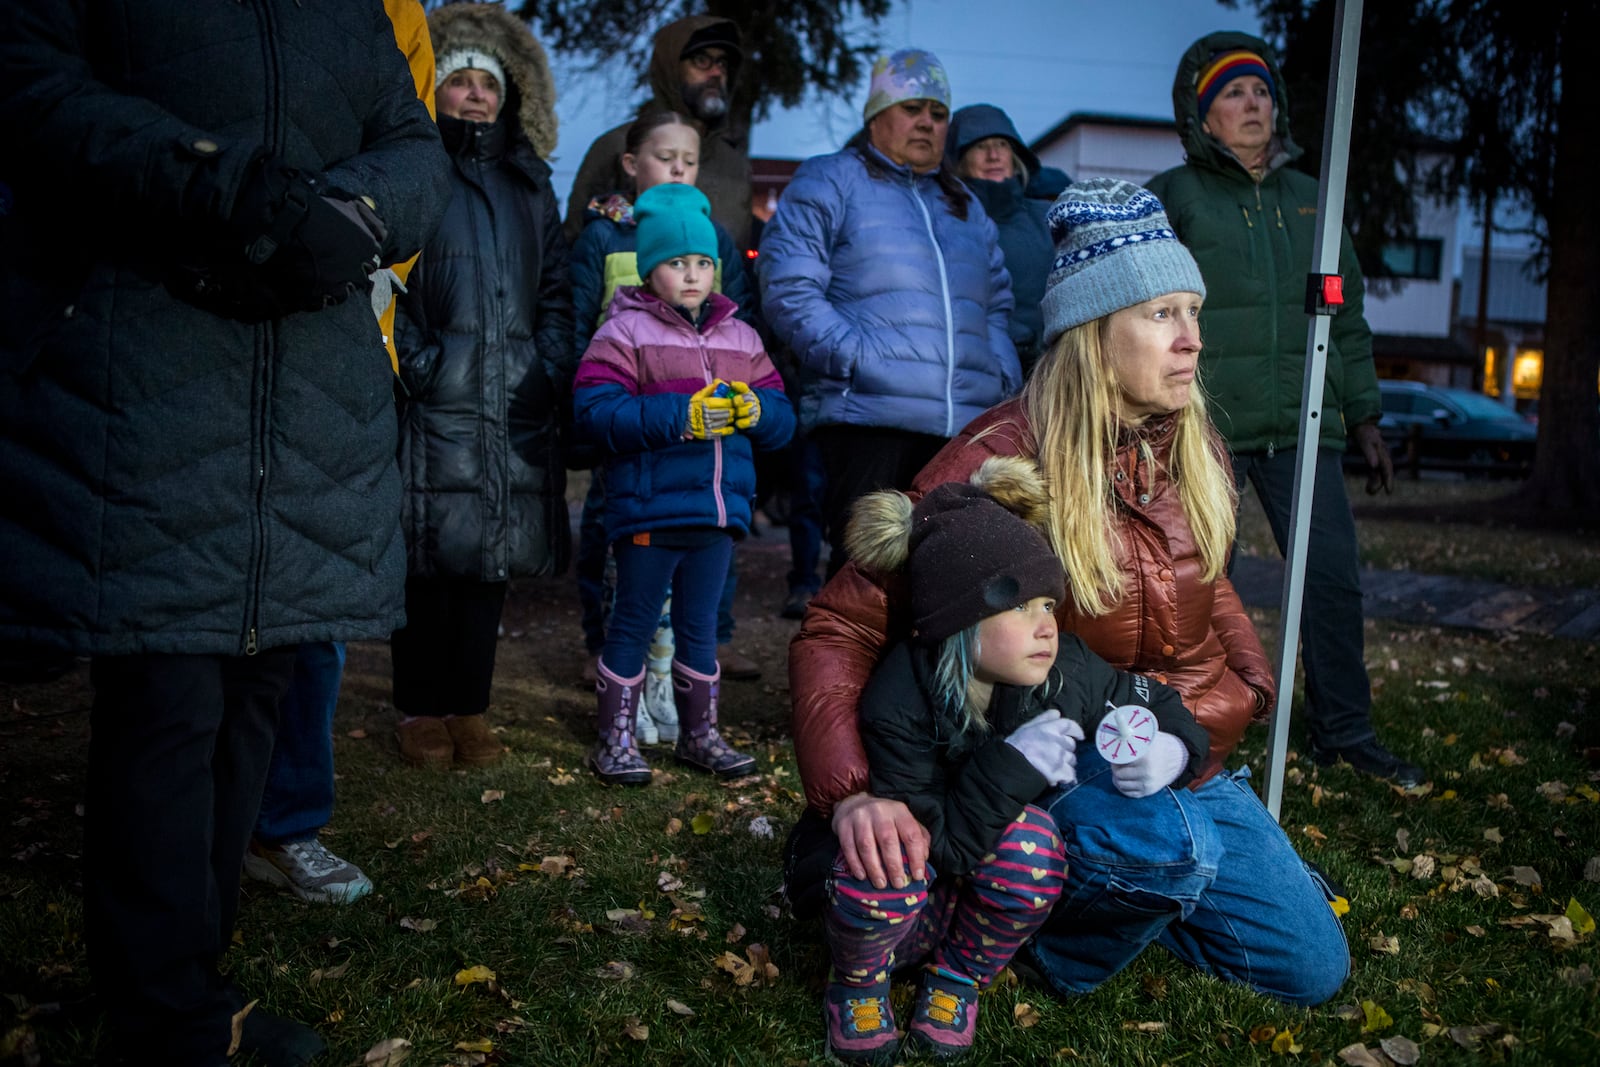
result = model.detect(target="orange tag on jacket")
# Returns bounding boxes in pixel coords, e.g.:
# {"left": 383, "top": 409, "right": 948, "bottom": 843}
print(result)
{"left": 632, "top": 532, "right": 650, "bottom": 546}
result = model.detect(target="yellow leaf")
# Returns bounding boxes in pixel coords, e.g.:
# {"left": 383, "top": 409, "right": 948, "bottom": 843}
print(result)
{"left": 1249, "top": 1024, "right": 1278, "bottom": 1044}
{"left": 1327, "top": 895, "right": 1350, "bottom": 917}
{"left": 454, "top": 1039, "right": 494, "bottom": 1053}
{"left": 1360, "top": 1000, "right": 1393, "bottom": 1033}
{"left": 1440, "top": 789, "right": 1457, "bottom": 800}
{"left": 453, "top": 965, "right": 496, "bottom": 986}
{"left": 1272, "top": 1028, "right": 1302, "bottom": 1054}
{"left": 1567, "top": 898, "right": 1596, "bottom": 936}
{"left": 691, "top": 813, "right": 716, "bottom": 834}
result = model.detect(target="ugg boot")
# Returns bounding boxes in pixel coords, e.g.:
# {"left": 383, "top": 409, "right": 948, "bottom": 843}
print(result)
{"left": 637, "top": 602, "right": 678, "bottom": 744}
{"left": 672, "top": 661, "right": 755, "bottom": 778}
{"left": 588, "top": 660, "right": 652, "bottom": 786}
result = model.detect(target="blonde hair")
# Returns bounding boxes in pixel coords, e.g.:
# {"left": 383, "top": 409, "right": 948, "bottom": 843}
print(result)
{"left": 1016, "top": 319, "right": 1237, "bottom": 616}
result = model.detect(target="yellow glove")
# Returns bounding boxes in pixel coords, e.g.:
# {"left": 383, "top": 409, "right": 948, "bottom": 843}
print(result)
{"left": 729, "top": 381, "right": 761, "bottom": 431}
{"left": 686, "top": 380, "right": 735, "bottom": 439}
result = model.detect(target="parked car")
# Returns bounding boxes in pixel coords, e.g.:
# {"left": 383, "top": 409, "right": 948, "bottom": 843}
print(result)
{"left": 1361, "top": 380, "right": 1536, "bottom": 476}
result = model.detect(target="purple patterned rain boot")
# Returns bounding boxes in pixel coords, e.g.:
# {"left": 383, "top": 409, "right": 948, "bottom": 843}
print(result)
{"left": 587, "top": 660, "right": 652, "bottom": 786}
{"left": 671, "top": 660, "right": 756, "bottom": 778}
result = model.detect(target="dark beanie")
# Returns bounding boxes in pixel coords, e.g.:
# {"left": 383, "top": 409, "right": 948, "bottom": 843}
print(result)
{"left": 906, "top": 483, "right": 1065, "bottom": 645}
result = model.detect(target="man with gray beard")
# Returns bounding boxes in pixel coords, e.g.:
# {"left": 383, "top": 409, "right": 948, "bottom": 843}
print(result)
{"left": 564, "top": 15, "right": 754, "bottom": 251}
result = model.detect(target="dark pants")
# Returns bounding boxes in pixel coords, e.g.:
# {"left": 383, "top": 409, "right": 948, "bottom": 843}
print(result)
{"left": 579, "top": 470, "right": 740, "bottom": 649}
{"left": 390, "top": 576, "right": 508, "bottom": 717}
{"left": 1231, "top": 447, "right": 1374, "bottom": 749}
{"left": 604, "top": 535, "right": 732, "bottom": 678}
{"left": 86, "top": 648, "right": 298, "bottom": 1062}
{"left": 814, "top": 425, "right": 947, "bottom": 579}
{"left": 255, "top": 641, "right": 344, "bottom": 845}
{"left": 786, "top": 433, "right": 828, "bottom": 595}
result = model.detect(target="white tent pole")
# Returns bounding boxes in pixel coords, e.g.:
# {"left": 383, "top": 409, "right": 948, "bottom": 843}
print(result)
{"left": 1262, "top": 0, "right": 1364, "bottom": 821}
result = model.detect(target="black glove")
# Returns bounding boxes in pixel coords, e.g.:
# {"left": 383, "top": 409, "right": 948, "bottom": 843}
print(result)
{"left": 168, "top": 153, "right": 383, "bottom": 320}
{"left": 1350, "top": 420, "right": 1394, "bottom": 495}
{"left": 235, "top": 157, "right": 384, "bottom": 310}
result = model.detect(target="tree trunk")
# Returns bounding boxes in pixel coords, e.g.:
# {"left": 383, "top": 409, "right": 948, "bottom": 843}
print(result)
{"left": 1517, "top": 5, "right": 1600, "bottom": 519}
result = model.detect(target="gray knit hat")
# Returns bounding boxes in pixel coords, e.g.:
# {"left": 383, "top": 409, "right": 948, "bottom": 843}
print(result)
{"left": 1040, "top": 179, "right": 1206, "bottom": 345}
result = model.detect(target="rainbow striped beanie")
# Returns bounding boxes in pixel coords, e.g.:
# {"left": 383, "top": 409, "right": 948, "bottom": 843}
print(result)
{"left": 1196, "top": 49, "right": 1276, "bottom": 118}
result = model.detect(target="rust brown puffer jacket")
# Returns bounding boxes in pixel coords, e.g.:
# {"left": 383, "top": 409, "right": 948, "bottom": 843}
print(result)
{"left": 790, "top": 398, "right": 1276, "bottom": 814}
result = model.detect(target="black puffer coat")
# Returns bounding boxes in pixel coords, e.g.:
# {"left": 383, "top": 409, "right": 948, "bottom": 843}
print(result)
{"left": 395, "top": 10, "right": 574, "bottom": 582}
{"left": 0, "top": 0, "right": 450, "bottom": 656}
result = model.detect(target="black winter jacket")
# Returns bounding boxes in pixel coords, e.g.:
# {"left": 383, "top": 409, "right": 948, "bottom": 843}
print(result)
{"left": 395, "top": 113, "right": 575, "bottom": 581}
{"left": 861, "top": 637, "right": 1210, "bottom": 877}
{"left": 0, "top": 0, "right": 449, "bottom": 656}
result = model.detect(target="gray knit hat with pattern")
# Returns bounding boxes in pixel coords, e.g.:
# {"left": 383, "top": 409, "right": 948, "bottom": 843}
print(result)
{"left": 1040, "top": 178, "right": 1206, "bottom": 345}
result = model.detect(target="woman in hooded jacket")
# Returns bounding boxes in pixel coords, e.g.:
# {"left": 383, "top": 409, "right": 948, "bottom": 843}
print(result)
{"left": 391, "top": 3, "right": 574, "bottom": 769}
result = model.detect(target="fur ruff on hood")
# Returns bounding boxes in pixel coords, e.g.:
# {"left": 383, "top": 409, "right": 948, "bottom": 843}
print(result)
{"left": 845, "top": 455, "right": 1051, "bottom": 576}
{"left": 427, "top": 2, "right": 558, "bottom": 158}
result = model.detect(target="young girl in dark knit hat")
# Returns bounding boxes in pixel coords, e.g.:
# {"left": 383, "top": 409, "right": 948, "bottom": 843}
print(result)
{"left": 573, "top": 183, "right": 794, "bottom": 785}
{"left": 817, "top": 456, "right": 1210, "bottom": 1064}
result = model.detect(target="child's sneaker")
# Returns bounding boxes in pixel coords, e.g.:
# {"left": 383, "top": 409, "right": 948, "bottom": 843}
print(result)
{"left": 904, "top": 967, "right": 979, "bottom": 1061}
{"left": 823, "top": 970, "right": 899, "bottom": 1065}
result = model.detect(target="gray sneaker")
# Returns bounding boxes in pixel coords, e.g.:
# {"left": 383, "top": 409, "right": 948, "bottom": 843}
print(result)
{"left": 244, "top": 837, "right": 373, "bottom": 904}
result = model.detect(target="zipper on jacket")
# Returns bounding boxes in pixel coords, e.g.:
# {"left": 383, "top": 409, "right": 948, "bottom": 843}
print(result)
{"left": 907, "top": 175, "right": 958, "bottom": 437}
{"left": 243, "top": 0, "right": 280, "bottom": 656}
{"left": 699, "top": 336, "right": 728, "bottom": 528}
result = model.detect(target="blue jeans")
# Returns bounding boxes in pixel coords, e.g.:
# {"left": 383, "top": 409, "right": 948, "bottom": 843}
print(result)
{"left": 604, "top": 536, "right": 732, "bottom": 678}
{"left": 1233, "top": 447, "right": 1374, "bottom": 750}
{"left": 255, "top": 641, "right": 344, "bottom": 845}
{"left": 1019, "top": 749, "right": 1349, "bottom": 1006}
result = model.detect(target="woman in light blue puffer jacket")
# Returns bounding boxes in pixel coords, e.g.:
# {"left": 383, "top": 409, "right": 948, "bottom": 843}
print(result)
{"left": 758, "top": 47, "right": 1020, "bottom": 577}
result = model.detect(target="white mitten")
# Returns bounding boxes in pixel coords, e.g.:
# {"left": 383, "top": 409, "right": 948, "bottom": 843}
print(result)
{"left": 1004, "top": 710, "right": 1086, "bottom": 786}
{"left": 1110, "top": 730, "right": 1188, "bottom": 798}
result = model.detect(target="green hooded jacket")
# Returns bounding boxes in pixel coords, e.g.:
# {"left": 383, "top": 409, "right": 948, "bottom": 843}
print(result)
{"left": 1146, "top": 30, "right": 1380, "bottom": 454}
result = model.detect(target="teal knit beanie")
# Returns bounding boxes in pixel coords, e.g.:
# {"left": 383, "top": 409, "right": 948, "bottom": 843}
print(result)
{"left": 634, "top": 184, "right": 718, "bottom": 281}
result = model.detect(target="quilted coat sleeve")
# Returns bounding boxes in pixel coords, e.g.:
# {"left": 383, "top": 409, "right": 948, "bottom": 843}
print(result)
{"left": 979, "top": 212, "right": 1023, "bottom": 397}
{"left": 757, "top": 156, "right": 870, "bottom": 380}
{"left": 572, "top": 321, "right": 689, "bottom": 455}
{"left": 570, "top": 222, "right": 611, "bottom": 355}
{"left": 532, "top": 189, "right": 577, "bottom": 396}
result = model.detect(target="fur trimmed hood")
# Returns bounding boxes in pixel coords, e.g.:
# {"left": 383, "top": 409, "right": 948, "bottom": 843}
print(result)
{"left": 428, "top": 2, "right": 557, "bottom": 158}
{"left": 846, "top": 455, "right": 1052, "bottom": 576}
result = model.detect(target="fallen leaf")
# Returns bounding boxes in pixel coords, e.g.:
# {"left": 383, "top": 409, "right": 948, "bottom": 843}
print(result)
{"left": 346, "top": 727, "right": 368, "bottom": 739}
{"left": 1465, "top": 925, "right": 1485, "bottom": 936}
{"left": 665, "top": 817, "right": 683, "bottom": 836}
{"left": 1447, "top": 1023, "right": 1502, "bottom": 1049}
{"left": 1380, "top": 1035, "right": 1421, "bottom": 1064}
{"left": 399, "top": 916, "right": 437, "bottom": 933}
{"left": 453, "top": 965, "right": 496, "bottom": 987}
{"left": 547, "top": 772, "right": 575, "bottom": 785}
{"left": 1483, "top": 827, "right": 1503, "bottom": 844}
{"left": 1566, "top": 897, "right": 1595, "bottom": 935}
{"left": 1411, "top": 854, "right": 1436, "bottom": 880}
{"left": 480, "top": 789, "right": 505, "bottom": 804}
{"left": 1330, "top": 895, "right": 1350, "bottom": 917}
{"left": 665, "top": 999, "right": 695, "bottom": 1016}
{"left": 1249, "top": 1024, "right": 1278, "bottom": 1044}
{"left": 622, "top": 1017, "right": 649, "bottom": 1041}
{"left": 1395, "top": 828, "right": 1411, "bottom": 852}
{"left": 1369, "top": 934, "right": 1400, "bottom": 955}
{"left": 691, "top": 813, "right": 715, "bottom": 835}
{"left": 725, "top": 922, "right": 746, "bottom": 944}
{"left": 595, "top": 960, "right": 637, "bottom": 980}
{"left": 309, "top": 960, "right": 351, "bottom": 984}
{"left": 1121, "top": 1020, "right": 1165, "bottom": 1033}
{"left": 228, "top": 999, "right": 258, "bottom": 1057}
{"left": 454, "top": 1038, "right": 494, "bottom": 1053}
{"left": 748, "top": 815, "right": 775, "bottom": 838}
{"left": 363, "top": 1037, "right": 412, "bottom": 1065}
{"left": 1302, "top": 824, "right": 1327, "bottom": 844}
{"left": 323, "top": 1009, "right": 344, "bottom": 1024}
{"left": 658, "top": 871, "right": 685, "bottom": 893}
{"left": 1510, "top": 865, "right": 1541, "bottom": 887}
{"left": 1337, "top": 1043, "right": 1386, "bottom": 1066}
{"left": 1013, "top": 1002, "right": 1042, "bottom": 1027}
{"left": 1360, "top": 1000, "right": 1393, "bottom": 1033}
{"left": 1271, "top": 1028, "right": 1302, "bottom": 1054}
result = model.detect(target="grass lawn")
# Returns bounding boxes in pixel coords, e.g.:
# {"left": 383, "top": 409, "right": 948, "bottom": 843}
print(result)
{"left": 3, "top": 491, "right": 1598, "bottom": 1065}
